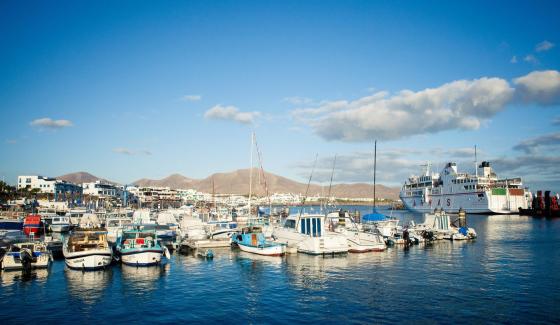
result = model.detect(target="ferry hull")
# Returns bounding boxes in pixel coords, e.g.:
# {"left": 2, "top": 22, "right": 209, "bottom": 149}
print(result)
{"left": 400, "top": 192, "right": 529, "bottom": 214}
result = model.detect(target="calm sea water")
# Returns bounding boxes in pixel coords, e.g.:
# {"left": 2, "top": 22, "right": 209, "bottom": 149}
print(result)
{"left": 1, "top": 206, "right": 559, "bottom": 324}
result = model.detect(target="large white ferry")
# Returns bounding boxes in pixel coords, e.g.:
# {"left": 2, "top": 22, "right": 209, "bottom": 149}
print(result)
{"left": 400, "top": 161, "right": 530, "bottom": 214}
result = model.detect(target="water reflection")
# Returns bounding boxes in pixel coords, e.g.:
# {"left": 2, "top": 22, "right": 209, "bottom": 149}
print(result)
{"left": 0, "top": 268, "right": 50, "bottom": 286}
{"left": 65, "top": 267, "right": 112, "bottom": 304}
{"left": 235, "top": 251, "right": 284, "bottom": 267}
{"left": 120, "top": 263, "right": 169, "bottom": 292}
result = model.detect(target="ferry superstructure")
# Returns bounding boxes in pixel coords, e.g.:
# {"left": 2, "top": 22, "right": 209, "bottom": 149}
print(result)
{"left": 400, "top": 161, "right": 530, "bottom": 214}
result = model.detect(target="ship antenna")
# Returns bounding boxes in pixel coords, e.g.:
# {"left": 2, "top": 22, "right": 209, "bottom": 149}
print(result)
{"left": 474, "top": 145, "right": 478, "bottom": 177}
{"left": 300, "top": 153, "right": 318, "bottom": 216}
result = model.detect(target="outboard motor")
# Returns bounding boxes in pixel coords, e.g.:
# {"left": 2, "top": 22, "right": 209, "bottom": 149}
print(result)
{"left": 403, "top": 228, "right": 411, "bottom": 248}
{"left": 20, "top": 248, "right": 36, "bottom": 274}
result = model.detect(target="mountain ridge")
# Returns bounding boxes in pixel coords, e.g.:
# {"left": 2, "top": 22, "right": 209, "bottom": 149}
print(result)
{"left": 57, "top": 169, "right": 400, "bottom": 199}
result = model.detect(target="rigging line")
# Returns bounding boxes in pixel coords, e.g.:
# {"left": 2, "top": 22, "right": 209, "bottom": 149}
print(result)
{"left": 300, "top": 153, "right": 319, "bottom": 216}
{"left": 254, "top": 134, "right": 272, "bottom": 210}
{"left": 326, "top": 154, "right": 337, "bottom": 209}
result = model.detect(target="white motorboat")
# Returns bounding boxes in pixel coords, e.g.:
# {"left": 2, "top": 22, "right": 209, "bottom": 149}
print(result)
{"left": 272, "top": 214, "right": 348, "bottom": 255}
{"left": 180, "top": 216, "right": 208, "bottom": 240}
{"left": 63, "top": 228, "right": 113, "bottom": 270}
{"left": 413, "top": 210, "right": 477, "bottom": 240}
{"left": 116, "top": 226, "right": 170, "bottom": 266}
{"left": 1, "top": 241, "right": 52, "bottom": 270}
{"left": 325, "top": 211, "right": 386, "bottom": 252}
{"left": 50, "top": 216, "right": 71, "bottom": 232}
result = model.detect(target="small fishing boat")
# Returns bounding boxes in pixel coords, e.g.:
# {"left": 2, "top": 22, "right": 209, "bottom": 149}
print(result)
{"left": 232, "top": 226, "right": 286, "bottom": 256}
{"left": 116, "top": 226, "right": 170, "bottom": 266}
{"left": 1, "top": 241, "right": 52, "bottom": 270}
{"left": 63, "top": 228, "right": 113, "bottom": 270}
{"left": 414, "top": 210, "right": 477, "bottom": 241}
{"left": 23, "top": 214, "right": 43, "bottom": 237}
{"left": 50, "top": 216, "right": 71, "bottom": 232}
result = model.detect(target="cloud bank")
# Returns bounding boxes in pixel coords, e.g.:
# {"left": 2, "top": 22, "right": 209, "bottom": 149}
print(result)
{"left": 292, "top": 70, "right": 560, "bottom": 142}
{"left": 30, "top": 118, "right": 73, "bottom": 129}
{"left": 204, "top": 105, "right": 260, "bottom": 125}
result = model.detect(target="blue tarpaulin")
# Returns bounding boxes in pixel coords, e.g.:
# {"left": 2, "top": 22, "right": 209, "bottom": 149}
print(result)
{"left": 362, "top": 213, "right": 389, "bottom": 222}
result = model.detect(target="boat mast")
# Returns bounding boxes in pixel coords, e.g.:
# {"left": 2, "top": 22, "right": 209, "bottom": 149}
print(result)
{"left": 300, "top": 153, "right": 318, "bottom": 216}
{"left": 254, "top": 134, "right": 272, "bottom": 219}
{"left": 248, "top": 132, "right": 254, "bottom": 218}
{"left": 373, "top": 140, "right": 377, "bottom": 213}
{"left": 326, "top": 154, "right": 337, "bottom": 211}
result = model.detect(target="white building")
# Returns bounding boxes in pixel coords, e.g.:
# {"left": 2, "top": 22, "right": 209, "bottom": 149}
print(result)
{"left": 18, "top": 175, "right": 56, "bottom": 193}
{"left": 82, "top": 181, "right": 118, "bottom": 198}
{"left": 17, "top": 175, "right": 82, "bottom": 198}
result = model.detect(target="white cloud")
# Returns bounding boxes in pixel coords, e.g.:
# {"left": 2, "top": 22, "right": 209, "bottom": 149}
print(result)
{"left": 535, "top": 40, "right": 555, "bottom": 52}
{"left": 514, "top": 70, "right": 560, "bottom": 105}
{"left": 30, "top": 118, "right": 73, "bottom": 129}
{"left": 291, "top": 70, "right": 560, "bottom": 142}
{"left": 292, "top": 78, "right": 514, "bottom": 141}
{"left": 204, "top": 105, "right": 260, "bottom": 125}
{"left": 181, "top": 95, "right": 202, "bottom": 102}
{"left": 5, "top": 139, "right": 17, "bottom": 144}
{"left": 524, "top": 54, "right": 539, "bottom": 64}
{"left": 510, "top": 56, "right": 518, "bottom": 64}
{"left": 113, "top": 148, "right": 152, "bottom": 156}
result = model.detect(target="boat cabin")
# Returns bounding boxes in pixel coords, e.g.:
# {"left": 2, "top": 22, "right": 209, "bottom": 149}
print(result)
{"left": 283, "top": 214, "right": 324, "bottom": 237}
{"left": 67, "top": 230, "right": 109, "bottom": 253}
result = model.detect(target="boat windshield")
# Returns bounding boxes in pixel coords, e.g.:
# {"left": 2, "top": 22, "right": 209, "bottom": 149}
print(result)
{"left": 284, "top": 219, "right": 296, "bottom": 229}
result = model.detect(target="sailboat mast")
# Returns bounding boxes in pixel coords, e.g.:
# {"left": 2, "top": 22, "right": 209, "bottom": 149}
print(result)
{"left": 373, "top": 140, "right": 377, "bottom": 213}
{"left": 248, "top": 132, "right": 254, "bottom": 217}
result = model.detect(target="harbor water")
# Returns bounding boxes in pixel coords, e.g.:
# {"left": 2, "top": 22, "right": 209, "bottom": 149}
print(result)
{"left": 1, "top": 206, "right": 559, "bottom": 324}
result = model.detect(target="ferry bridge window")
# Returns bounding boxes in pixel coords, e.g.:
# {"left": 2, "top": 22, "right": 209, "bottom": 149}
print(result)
{"left": 306, "top": 218, "right": 311, "bottom": 235}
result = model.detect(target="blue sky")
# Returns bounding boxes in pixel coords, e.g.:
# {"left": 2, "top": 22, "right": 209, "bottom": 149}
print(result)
{"left": 1, "top": 1, "right": 559, "bottom": 191}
